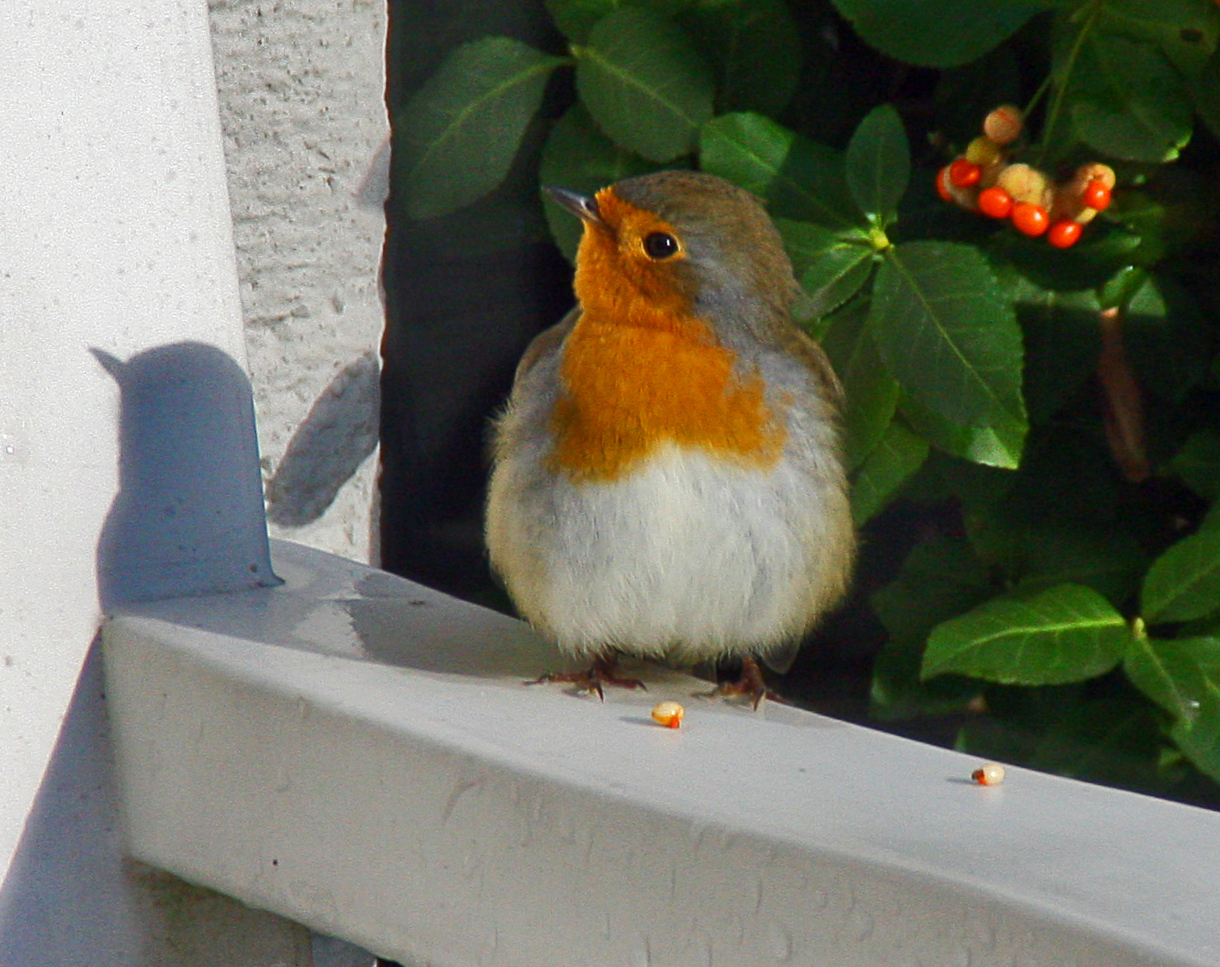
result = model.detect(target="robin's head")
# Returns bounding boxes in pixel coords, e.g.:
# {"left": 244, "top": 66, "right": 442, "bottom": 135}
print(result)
{"left": 546, "top": 171, "right": 800, "bottom": 348}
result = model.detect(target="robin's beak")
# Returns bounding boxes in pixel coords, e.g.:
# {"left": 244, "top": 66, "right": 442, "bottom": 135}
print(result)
{"left": 544, "top": 186, "right": 603, "bottom": 225}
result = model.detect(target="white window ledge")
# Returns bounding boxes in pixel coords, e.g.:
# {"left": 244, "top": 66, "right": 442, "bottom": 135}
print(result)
{"left": 102, "top": 540, "right": 1220, "bottom": 967}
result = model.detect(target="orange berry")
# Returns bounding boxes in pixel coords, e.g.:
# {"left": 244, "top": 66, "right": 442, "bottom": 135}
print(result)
{"left": 1011, "top": 202, "right": 1049, "bottom": 237}
{"left": 1047, "top": 219, "right": 1083, "bottom": 248}
{"left": 1082, "top": 179, "right": 1111, "bottom": 211}
{"left": 983, "top": 105, "right": 1023, "bottom": 146}
{"left": 935, "top": 166, "right": 954, "bottom": 201}
{"left": 977, "top": 186, "right": 1013, "bottom": 219}
{"left": 949, "top": 159, "right": 982, "bottom": 188}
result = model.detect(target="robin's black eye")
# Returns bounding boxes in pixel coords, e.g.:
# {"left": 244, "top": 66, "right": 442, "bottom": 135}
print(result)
{"left": 643, "top": 231, "right": 678, "bottom": 260}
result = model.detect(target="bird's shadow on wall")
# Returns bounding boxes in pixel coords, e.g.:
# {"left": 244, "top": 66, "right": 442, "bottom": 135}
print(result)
{"left": 92, "top": 341, "right": 279, "bottom": 611}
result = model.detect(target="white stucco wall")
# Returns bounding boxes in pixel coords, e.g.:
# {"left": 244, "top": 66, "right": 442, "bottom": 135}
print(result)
{"left": 0, "top": 0, "right": 319, "bottom": 961}
{"left": 1, "top": 0, "right": 388, "bottom": 960}
{"left": 0, "top": 0, "right": 253, "bottom": 885}
{"left": 209, "top": 0, "right": 389, "bottom": 565}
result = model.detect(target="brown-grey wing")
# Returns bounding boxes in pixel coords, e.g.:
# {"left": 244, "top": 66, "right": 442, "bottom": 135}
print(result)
{"left": 784, "top": 326, "right": 844, "bottom": 410}
{"left": 512, "top": 307, "right": 579, "bottom": 385}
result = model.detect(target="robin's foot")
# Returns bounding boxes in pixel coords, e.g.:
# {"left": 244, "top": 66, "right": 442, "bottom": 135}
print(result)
{"left": 709, "top": 655, "right": 786, "bottom": 710}
{"left": 527, "top": 654, "right": 646, "bottom": 700}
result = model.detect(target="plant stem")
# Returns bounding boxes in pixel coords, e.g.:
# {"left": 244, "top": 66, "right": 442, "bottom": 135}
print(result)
{"left": 1034, "top": 0, "right": 1104, "bottom": 168}
{"left": 1021, "top": 73, "right": 1054, "bottom": 124}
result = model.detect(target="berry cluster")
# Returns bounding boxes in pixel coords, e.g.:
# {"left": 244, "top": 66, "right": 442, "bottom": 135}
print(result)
{"left": 936, "top": 106, "right": 1115, "bottom": 249}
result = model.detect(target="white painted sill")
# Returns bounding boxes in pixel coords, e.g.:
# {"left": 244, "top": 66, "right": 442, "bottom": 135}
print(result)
{"left": 102, "top": 539, "right": 1220, "bottom": 967}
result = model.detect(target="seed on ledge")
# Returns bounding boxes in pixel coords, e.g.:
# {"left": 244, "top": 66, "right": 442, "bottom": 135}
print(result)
{"left": 651, "top": 701, "right": 685, "bottom": 729}
{"left": 972, "top": 763, "right": 1006, "bottom": 786}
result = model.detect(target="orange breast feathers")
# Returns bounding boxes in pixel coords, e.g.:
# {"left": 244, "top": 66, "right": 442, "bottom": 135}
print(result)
{"left": 546, "top": 190, "right": 787, "bottom": 483}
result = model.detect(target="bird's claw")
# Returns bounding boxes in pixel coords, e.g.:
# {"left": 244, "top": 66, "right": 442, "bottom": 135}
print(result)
{"left": 703, "top": 655, "right": 788, "bottom": 709}
{"left": 525, "top": 655, "right": 646, "bottom": 700}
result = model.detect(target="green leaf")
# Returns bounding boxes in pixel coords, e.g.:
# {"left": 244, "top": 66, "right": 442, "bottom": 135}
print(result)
{"left": 870, "top": 241, "right": 1026, "bottom": 431}
{"left": 829, "top": 0, "right": 1049, "bottom": 68}
{"left": 961, "top": 696, "right": 1177, "bottom": 795}
{"left": 775, "top": 220, "right": 875, "bottom": 321}
{"left": 539, "top": 104, "right": 654, "bottom": 263}
{"left": 1189, "top": 48, "right": 1220, "bottom": 141}
{"left": 699, "top": 112, "right": 858, "bottom": 228}
{"left": 1064, "top": 31, "right": 1194, "bottom": 163}
{"left": 1123, "top": 275, "right": 1211, "bottom": 403}
{"left": 819, "top": 297, "right": 899, "bottom": 472}
{"left": 870, "top": 536, "right": 992, "bottom": 719}
{"left": 775, "top": 220, "right": 861, "bottom": 276}
{"left": 1125, "top": 635, "right": 1220, "bottom": 720}
{"left": 679, "top": 0, "right": 802, "bottom": 116}
{"left": 1097, "top": 264, "right": 1149, "bottom": 312}
{"left": 950, "top": 424, "right": 1112, "bottom": 522}
{"left": 922, "top": 584, "right": 1130, "bottom": 685}
{"left": 968, "top": 506, "right": 1148, "bottom": 606}
{"left": 1100, "top": 0, "right": 1220, "bottom": 77}
{"left": 798, "top": 251, "right": 875, "bottom": 323}
{"left": 547, "top": 0, "right": 695, "bottom": 43}
{"left": 899, "top": 397, "right": 1025, "bottom": 469}
{"left": 1170, "top": 689, "right": 1220, "bottom": 785}
{"left": 1010, "top": 527, "right": 1148, "bottom": 605}
{"left": 992, "top": 226, "right": 1144, "bottom": 293}
{"left": 1125, "top": 635, "right": 1220, "bottom": 783}
{"left": 393, "top": 38, "right": 567, "bottom": 220}
{"left": 1170, "top": 430, "right": 1220, "bottom": 501}
{"left": 958, "top": 428, "right": 1135, "bottom": 587}
{"left": 850, "top": 421, "right": 929, "bottom": 526}
{"left": 1141, "top": 526, "right": 1220, "bottom": 624}
{"left": 844, "top": 104, "right": 909, "bottom": 226}
{"left": 1011, "top": 277, "right": 1101, "bottom": 425}
{"left": 576, "top": 8, "right": 714, "bottom": 162}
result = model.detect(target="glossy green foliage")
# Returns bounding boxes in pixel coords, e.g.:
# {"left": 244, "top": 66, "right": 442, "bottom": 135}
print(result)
{"left": 393, "top": 0, "right": 1220, "bottom": 804}
{"left": 393, "top": 38, "right": 567, "bottom": 219}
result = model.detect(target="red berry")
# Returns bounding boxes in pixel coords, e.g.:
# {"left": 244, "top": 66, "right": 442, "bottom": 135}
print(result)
{"left": 935, "top": 166, "right": 954, "bottom": 202}
{"left": 1082, "top": 178, "right": 1111, "bottom": 211}
{"left": 977, "top": 186, "right": 1013, "bottom": 219}
{"left": 949, "top": 159, "right": 981, "bottom": 188}
{"left": 1011, "top": 202, "right": 1049, "bottom": 237}
{"left": 1047, "top": 219, "right": 1083, "bottom": 248}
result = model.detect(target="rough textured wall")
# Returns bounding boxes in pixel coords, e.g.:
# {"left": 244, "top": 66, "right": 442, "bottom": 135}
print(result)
{"left": 209, "top": 0, "right": 388, "bottom": 564}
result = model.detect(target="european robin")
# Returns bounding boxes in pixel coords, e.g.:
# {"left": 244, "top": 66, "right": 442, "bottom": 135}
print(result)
{"left": 486, "top": 171, "right": 855, "bottom": 703}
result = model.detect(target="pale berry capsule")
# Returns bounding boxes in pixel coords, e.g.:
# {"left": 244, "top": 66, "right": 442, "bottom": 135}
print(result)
{"left": 651, "top": 701, "right": 685, "bottom": 729}
{"left": 972, "top": 763, "right": 1006, "bottom": 786}
{"left": 964, "top": 135, "right": 1003, "bottom": 167}
{"left": 936, "top": 165, "right": 955, "bottom": 201}
{"left": 1074, "top": 162, "right": 1117, "bottom": 193}
{"left": 983, "top": 104, "right": 1023, "bottom": 146}
{"left": 1052, "top": 162, "right": 1117, "bottom": 225}
{"left": 996, "top": 163, "right": 1050, "bottom": 207}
